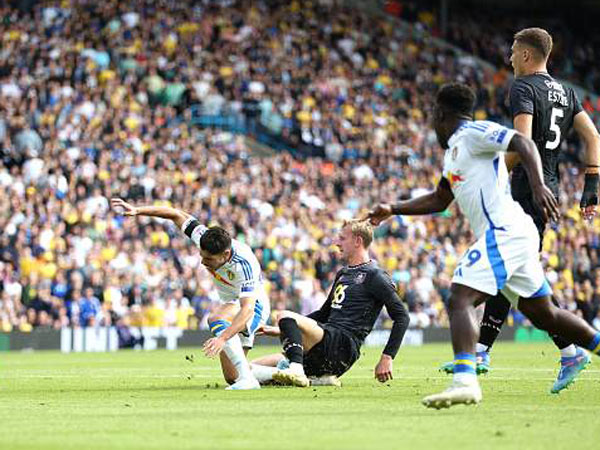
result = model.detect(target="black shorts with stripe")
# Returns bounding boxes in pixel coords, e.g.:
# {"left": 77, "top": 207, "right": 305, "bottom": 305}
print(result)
{"left": 304, "top": 324, "right": 360, "bottom": 377}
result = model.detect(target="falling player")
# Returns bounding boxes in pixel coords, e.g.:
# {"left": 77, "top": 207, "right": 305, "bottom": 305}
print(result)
{"left": 111, "top": 198, "right": 269, "bottom": 390}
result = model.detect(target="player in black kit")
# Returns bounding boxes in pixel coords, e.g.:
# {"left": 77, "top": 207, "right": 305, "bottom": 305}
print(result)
{"left": 251, "top": 219, "right": 409, "bottom": 387}
{"left": 442, "top": 28, "right": 600, "bottom": 393}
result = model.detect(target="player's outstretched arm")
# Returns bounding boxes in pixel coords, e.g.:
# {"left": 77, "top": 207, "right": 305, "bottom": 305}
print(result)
{"left": 573, "top": 111, "right": 600, "bottom": 220}
{"left": 507, "top": 133, "right": 559, "bottom": 222}
{"left": 365, "top": 178, "right": 454, "bottom": 226}
{"left": 110, "top": 198, "right": 191, "bottom": 229}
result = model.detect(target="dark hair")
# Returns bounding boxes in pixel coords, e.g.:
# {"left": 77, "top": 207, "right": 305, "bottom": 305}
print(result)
{"left": 436, "top": 83, "right": 476, "bottom": 117}
{"left": 514, "top": 28, "right": 553, "bottom": 60}
{"left": 199, "top": 226, "right": 232, "bottom": 255}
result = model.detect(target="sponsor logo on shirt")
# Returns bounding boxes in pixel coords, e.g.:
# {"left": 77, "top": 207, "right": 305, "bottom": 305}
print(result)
{"left": 447, "top": 171, "right": 464, "bottom": 188}
{"left": 355, "top": 272, "right": 366, "bottom": 284}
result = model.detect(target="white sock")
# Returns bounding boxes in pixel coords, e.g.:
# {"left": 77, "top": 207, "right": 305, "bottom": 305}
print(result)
{"left": 476, "top": 343, "right": 489, "bottom": 354}
{"left": 560, "top": 344, "right": 577, "bottom": 358}
{"left": 251, "top": 364, "right": 277, "bottom": 383}
{"left": 289, "top": 362, "right": 305, "bottom": 375}
{"left": 222, "top": 334, "right": 253, "bottom": 381}
{"left": 453, "top": 372, "right": 478, "bottom": 386}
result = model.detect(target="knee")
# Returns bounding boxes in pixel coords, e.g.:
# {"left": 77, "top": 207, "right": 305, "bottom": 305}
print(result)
{"left": 447, "top": 294, "right": 472, "bottom": 314}
{"left": 276, "top": 310, "right": 294, "bottom": 323}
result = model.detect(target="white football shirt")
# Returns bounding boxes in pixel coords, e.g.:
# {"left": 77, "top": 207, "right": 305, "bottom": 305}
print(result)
{"left": 180, "top": 217, "right": 269, "bottom": 306}
{"left": 442, "top": 120, "right": 535, "bottom": 239}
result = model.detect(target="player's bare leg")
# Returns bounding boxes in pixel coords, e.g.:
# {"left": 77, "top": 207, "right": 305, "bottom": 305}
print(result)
{"left": 272, "top": 311, "right": 324, "bottom": 387}
{"left": 518, "top": 296, "right": 593, "bottom": 392}
{"left": 251, "top": 353, "right": 285, "bottom": 367}
{"left": 249, "top": 353, "right": 286, "bottom": 384}
{"left": 423, "top": 284, "right": 488, "bottom": 409}
{"left": 207, "top": 303, "right": 259, "bottom": 390}
{"left": 220, "top": 348, "right": 250, "bottom": 384}
{"left": 250, "top": 351, "right": 341, "bottom": 386}
{"left": 276, "top": 311, "right": 325, "bottom": 350}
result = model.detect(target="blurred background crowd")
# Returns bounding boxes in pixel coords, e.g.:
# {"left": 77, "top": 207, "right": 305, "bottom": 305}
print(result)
{"left": 1, "top": 0, "right": 599, "bottom": 334}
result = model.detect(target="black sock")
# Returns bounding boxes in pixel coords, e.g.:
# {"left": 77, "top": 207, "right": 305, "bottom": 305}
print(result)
{"left": 548, "top": 296, "right": 573, "bottom": 350}
{"left": 479, "top": 295, "right": 511, "bottom": 351}
{"left": 279, "top": 317, "right": 304, "bottom": 365}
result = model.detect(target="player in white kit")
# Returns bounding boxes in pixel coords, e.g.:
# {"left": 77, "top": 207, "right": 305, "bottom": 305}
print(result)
{"left": 366, "top": 83, "right": 600, "bottom": 408}
{"left": 111, "top": 198, "right": 269, "bottom": 390}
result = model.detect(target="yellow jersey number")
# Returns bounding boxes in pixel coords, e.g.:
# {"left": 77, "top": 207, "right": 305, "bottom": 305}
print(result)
{"left": 332, "top": 284, "right": 348, "bottom": 308}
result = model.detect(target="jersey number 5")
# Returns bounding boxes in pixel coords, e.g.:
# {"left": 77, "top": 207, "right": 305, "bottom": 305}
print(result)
{"left": 545, "top": 107, "right": 564, "bottom": 150}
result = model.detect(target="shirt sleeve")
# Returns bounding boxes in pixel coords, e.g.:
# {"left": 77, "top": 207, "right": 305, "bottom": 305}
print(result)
{"left": 509, "top": 79, "right": 534, "bottom": 118}
{"left": 468, "top": 122, "right": 517, "bottom": 156}
{"left": 239, "top": 279, "right": 257, "bottom": 298}
{"left": 180, "top": 216, "right": 207, "bottom": 248}
{"left": 369, "top": 270, "right": 410, "bottom": 359}
{"left": 571, "top": 89, "right": 583, "bottom": 116}
{"left": 237, "top": 254, "right": 262, "bottom": 299}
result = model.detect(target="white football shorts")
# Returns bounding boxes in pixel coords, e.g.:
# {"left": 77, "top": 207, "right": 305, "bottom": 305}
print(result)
{"left": 451, "top": 224, "right": 552, "bottom": 305}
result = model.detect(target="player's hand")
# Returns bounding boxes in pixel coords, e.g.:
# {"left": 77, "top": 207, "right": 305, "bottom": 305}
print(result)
{"left": 110, "top": 198, "right": 138, "bottom": 216}
{"left": 255, "top": 324, "right": 281, "bottom": 337}
{"left": 374, "top": 354, "right": 393, "bottom": 383}
{"left": 203, "top": 336, "right": 226, "bottom": 358}
{"left": 579, "top": 188, "right": 598, "bottom": 221}
{"left": 531, "top": 183, "right": 559, "bottom": 222}
{"left": 363, "top": 204, "right": 393, "bottom": 226}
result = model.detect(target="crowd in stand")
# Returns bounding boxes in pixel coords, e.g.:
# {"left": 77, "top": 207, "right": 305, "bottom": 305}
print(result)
{"left": 1, "top": 0, "right": 599, "bottom": 334}
{"left": 384, "top": 0, "right": 600, "bottom": 100}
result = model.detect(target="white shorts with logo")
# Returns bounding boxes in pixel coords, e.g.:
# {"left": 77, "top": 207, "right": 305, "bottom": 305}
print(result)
{"left": 451, "top": 225, "right": 552, "bottom": 306}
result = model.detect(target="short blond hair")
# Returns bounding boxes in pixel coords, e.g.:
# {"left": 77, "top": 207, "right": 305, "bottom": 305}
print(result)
{"left": 342, "top": 219, "right": 373, "bottom": 248}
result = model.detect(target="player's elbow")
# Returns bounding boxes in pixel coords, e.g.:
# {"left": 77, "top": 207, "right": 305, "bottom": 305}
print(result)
{"left": 172, "top": 209, "right": 190, "bottom": 227}
{"left": 432, "top": 193, "right": 452, "bottom": 213}
{"left": 391, "top": 301, "right": 410, "bottom": 327}
{"left": 398, "top": 306, "right": 410, "bottom": 328}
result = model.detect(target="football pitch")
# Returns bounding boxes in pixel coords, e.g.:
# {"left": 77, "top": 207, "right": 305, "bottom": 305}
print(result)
{"left": 1, "top": 343, "right": 599, "bottom": 450}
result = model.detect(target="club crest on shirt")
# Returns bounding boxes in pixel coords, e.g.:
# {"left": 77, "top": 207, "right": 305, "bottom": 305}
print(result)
{"left": 355, "top": 272, "right": 366, "bottom": 284}
{"left": 226, "top": 269, "right": 235, "bottom": 280}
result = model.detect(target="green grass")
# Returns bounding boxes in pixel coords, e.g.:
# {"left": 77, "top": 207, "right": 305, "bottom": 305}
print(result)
{"left": 1, "top": 343, "right": 599, "bottom": 450}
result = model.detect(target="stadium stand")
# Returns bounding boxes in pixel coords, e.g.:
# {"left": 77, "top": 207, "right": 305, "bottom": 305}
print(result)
{"left": 0, "top": 0, "right": 599, "bottom": 333}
